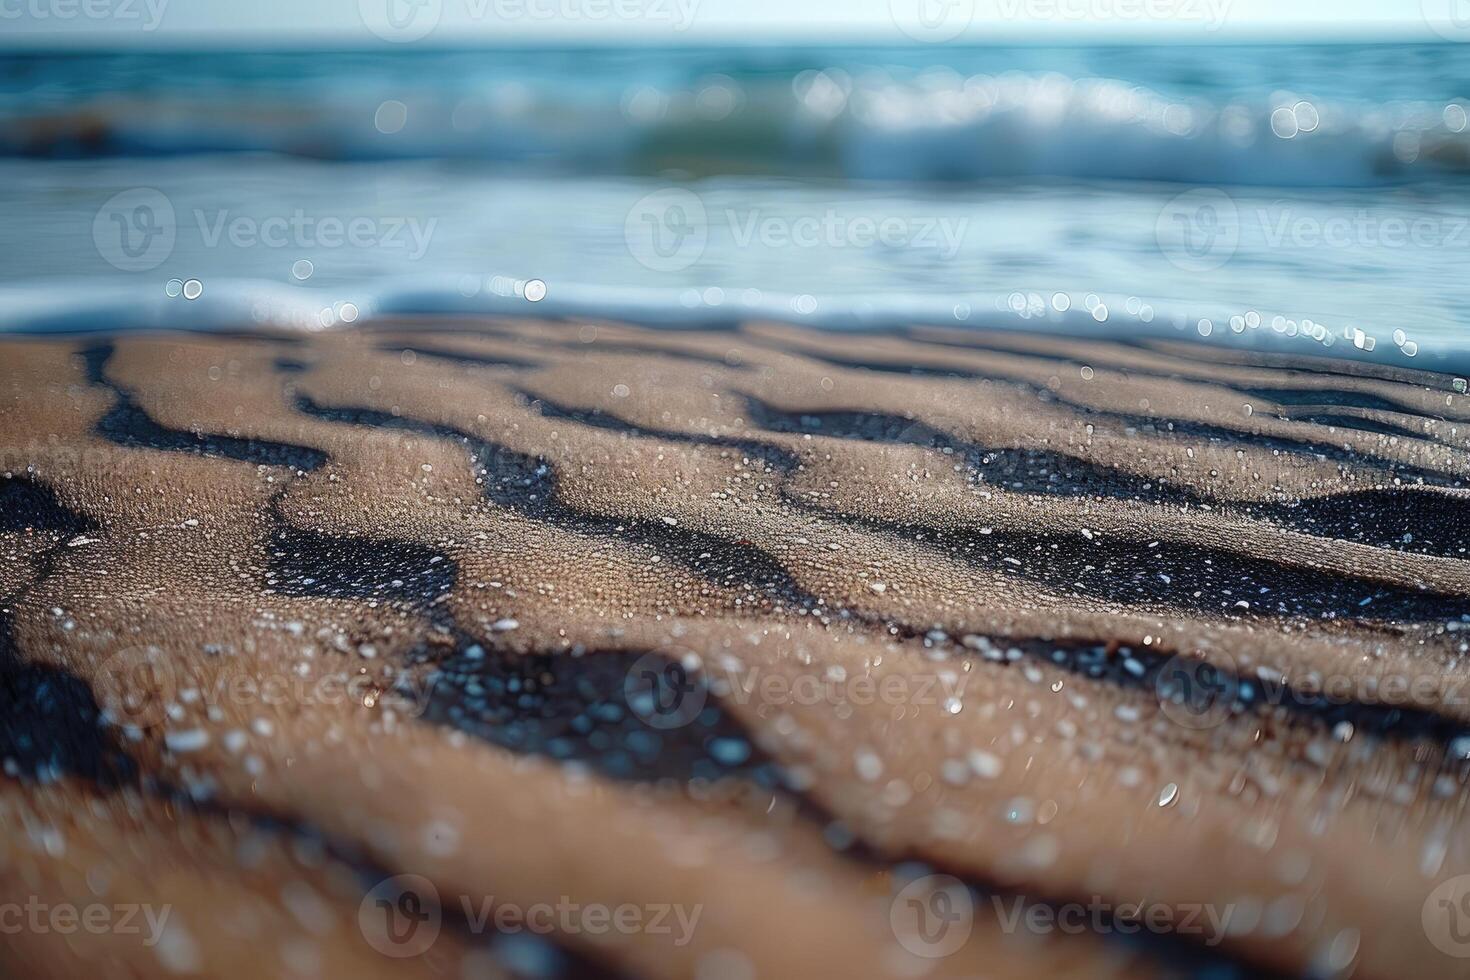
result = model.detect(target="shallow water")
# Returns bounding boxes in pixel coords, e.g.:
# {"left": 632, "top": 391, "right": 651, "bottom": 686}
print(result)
{"left": 2, "top": 44, "right": 1469, "bottom": 374}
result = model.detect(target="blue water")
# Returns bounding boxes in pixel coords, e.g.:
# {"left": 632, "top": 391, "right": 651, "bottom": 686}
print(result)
{"left": 1, "top": 44, "right": 1468, "bottom": 371}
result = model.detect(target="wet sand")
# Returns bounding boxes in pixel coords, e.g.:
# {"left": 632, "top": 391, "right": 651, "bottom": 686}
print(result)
{"left": 3, "top": 318, "right": 1470, "bottom": 979}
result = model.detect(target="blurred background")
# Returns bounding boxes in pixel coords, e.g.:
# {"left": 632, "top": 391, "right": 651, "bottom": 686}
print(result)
{"left": 2, "top": 1, "right": 1468, "bottom": 371}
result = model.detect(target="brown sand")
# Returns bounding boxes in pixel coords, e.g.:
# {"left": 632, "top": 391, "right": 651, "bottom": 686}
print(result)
{"left": 2, "top": 318, "right": 1469, "bottom": 979}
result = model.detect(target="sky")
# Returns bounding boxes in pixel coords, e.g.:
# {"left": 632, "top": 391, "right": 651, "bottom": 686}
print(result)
{"left": 0, "top": 0, "right": 1461, "bottom": 46}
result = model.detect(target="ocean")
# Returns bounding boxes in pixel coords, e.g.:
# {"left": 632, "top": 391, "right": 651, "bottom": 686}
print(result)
{"left": 2, "top": 43, "right": 1468, "bottom": 374}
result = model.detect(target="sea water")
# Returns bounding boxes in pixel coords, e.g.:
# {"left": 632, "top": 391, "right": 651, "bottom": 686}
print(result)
{"left": 1, "top": 43, "right": 1467, "bottom": 372}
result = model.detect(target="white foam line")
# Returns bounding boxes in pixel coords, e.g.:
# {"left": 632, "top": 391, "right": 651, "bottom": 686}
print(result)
{"left": 0, "top": 276, "right": 1457, "bottom": 374}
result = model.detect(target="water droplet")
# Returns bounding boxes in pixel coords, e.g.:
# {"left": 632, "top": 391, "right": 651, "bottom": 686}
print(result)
{"left": 1003, "top": 797, "right": 1035, "bottom": 824}
{"left": 1292, "top": 100, "right": 1319, "bottom": 133}
{"left": 968, "top": 750, "right": 1002, "bottom": 779}
{"left": 854, "top": 749, "right": 884, "bottom": 781}
{"left": 374, "top": 100, "right": 408, "bottom": 134}
{"left": 709, "top": 737, "right": 751, "bottom": 766}
{"left": 1270, "top": 106, "right": 1299, "bottom": 138}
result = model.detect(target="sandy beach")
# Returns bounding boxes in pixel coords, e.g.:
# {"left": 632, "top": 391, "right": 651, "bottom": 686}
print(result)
{"left": 3, "top": 318, "right": 1470, "bottom": 979}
